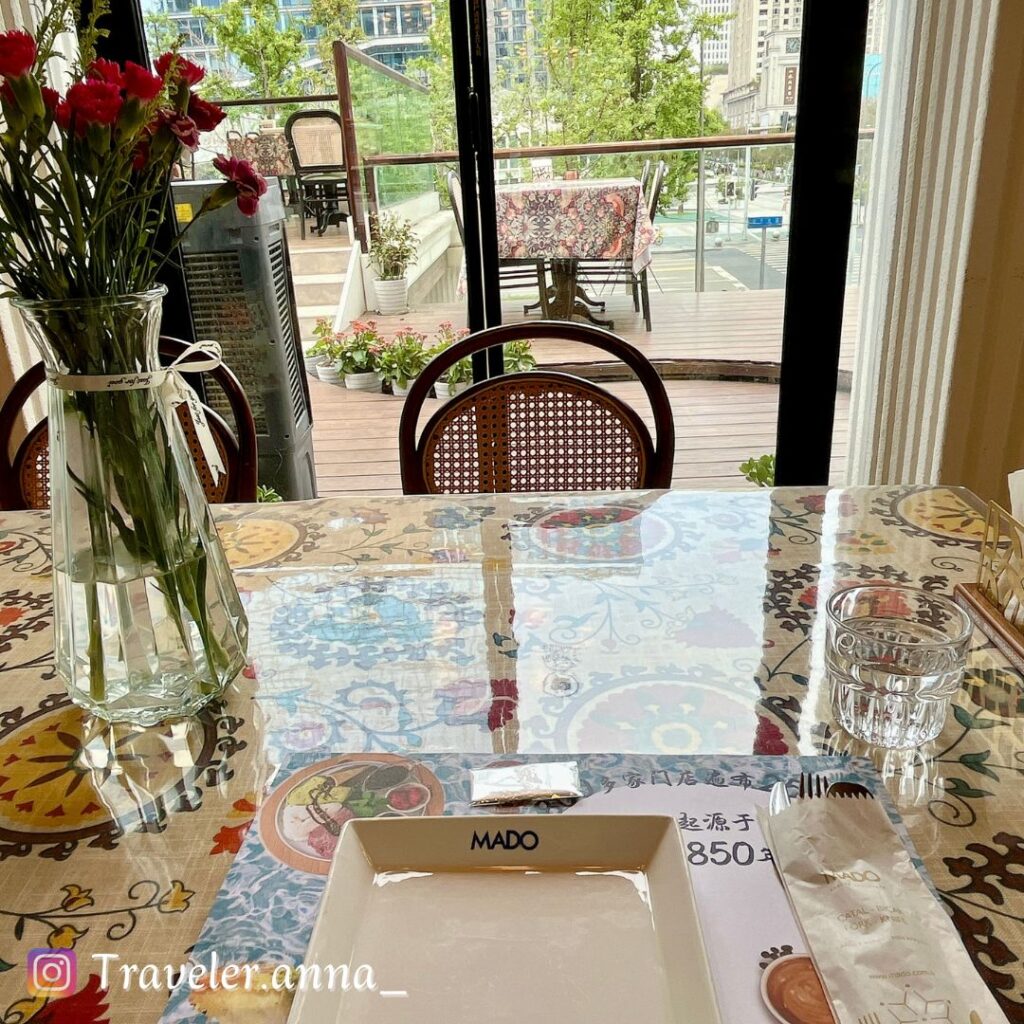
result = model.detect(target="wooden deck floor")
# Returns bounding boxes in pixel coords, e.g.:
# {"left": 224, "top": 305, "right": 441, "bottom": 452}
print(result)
{"left": 308, "top": 286, "right": 857, "bottom": 495}
{"left": 360, "top": 286, "right": 859, "bottom": 374}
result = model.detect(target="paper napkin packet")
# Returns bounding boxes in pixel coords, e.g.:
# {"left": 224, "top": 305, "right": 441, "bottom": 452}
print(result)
{"left": 760, "top": 796, "right": 1007, "bottom": 1024}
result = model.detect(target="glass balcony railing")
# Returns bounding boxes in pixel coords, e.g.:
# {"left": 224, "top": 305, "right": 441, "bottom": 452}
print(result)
{"left": 341, "top": 45, "right": 436, "bottom": 209}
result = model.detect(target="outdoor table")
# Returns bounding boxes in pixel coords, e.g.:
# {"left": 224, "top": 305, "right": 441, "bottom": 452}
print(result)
{"left": 496, "top": 177, "right": 655, "bottom": 326}
{"left": 0, "top": 485, "right": 1020, "bottom": 1021}
{"left": 226, "top": 130, "right": 295, "bottom": 179}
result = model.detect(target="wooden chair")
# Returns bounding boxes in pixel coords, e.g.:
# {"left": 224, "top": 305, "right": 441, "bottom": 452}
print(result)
{"left": 577, "top": 159, "right": 668, "bottom": 332}
{"left": 285, "top": 110, "right": 349, "bottom": 239}
{"left": 447, "top": 171, "right": 549, "bottom": 315}
{"left": 0, "top": 337, "right": 259, "bottom": 510}
{"left": 399, "top": 322, "right": 675, "bottom": 494}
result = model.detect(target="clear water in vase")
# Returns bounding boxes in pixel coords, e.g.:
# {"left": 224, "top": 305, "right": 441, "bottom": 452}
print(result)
{"left": 15, "top": 290, "right": 249, "bottom": 725}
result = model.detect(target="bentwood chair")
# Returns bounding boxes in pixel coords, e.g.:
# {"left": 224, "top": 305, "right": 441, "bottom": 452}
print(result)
{"left": 284, "top": 110, "right": 349, "bottom": 239}
{"left": 0, "top": 337, "right": 259, "bottom": 510}
{"left": 398, "top": 322, "right": 675, "bottom": 494}
{"left": 447, "top": 171, "right": 549, "bottom": 316}
{"left": 578, "top": 159, "right": 668, "bottom": 332}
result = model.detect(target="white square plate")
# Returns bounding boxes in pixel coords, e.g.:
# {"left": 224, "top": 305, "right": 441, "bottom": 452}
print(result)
{"left": 287, "top": 814, "right": 721, "bottom": 1024}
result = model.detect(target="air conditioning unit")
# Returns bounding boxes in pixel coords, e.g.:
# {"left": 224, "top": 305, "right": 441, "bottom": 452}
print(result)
{"left": 171, "top": 178, "right": 317, "bottom": 500}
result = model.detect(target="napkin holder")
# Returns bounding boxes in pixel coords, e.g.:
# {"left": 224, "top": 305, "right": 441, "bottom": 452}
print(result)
{"left": 954, "top": 500, "right": 1024, "bottom": 672}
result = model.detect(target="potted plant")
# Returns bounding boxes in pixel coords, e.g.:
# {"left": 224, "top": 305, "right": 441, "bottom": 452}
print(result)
{"left": 314, "top": 336, "right": 344, "bottom": 384}
{"left": 430, "top": 322, "right": 472, "bottom": 396}
{"left": 442, "top": 356, "right": 474, "bottom": 397}
{"left": 305, "top": 318, "right": 334, "bottom": 376}
{"left": 504, "top": 339, "right": 537, "bottom": 373}
{"left": 337, "top": 321, "right": 383, "bottom": 391}
{"left": 369, "top": 213, "right": 417, "bottom": 315}
{"left": 378, "top": 328, "right": 430, "bottom": 397}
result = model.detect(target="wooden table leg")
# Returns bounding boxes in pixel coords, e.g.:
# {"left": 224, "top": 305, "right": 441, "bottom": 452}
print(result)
{"left": 548, "top": 260, "right": 615, "bottom": 329}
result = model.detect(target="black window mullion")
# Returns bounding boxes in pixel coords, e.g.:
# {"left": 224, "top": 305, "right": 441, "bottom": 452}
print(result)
{"left": 449, "top": 0, "right": 503, "bottom": 381}
{"left": 774, "top": 0, "right": 868, "bottom": 485}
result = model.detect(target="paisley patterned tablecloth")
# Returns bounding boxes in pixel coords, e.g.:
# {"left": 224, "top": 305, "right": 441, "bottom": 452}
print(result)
{"left": 226, "top": 132, "right": 294, "bottom": 179}
{"left": 497, "top": 177, "right": 656, "bottom": 273}
{"left": 1, "top": 485, "right": 1023, "bottom": 1023}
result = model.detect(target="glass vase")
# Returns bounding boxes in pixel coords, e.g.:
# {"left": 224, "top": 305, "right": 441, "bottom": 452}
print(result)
{"left": 14, "top": 288, "right": 248, "bottom": 725}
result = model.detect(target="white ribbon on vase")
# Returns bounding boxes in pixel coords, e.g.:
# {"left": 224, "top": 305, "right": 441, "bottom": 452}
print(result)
{"left": 45, "top": 340, "right": 227, "bottom": 483}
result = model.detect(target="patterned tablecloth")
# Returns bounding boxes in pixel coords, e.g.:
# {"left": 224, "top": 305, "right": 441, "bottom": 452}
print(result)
{"left": 496, "top": 177, "right": 656, "bottom": 273}
{"left": 1, "top": 486, "right": 1023, "bottom": 1022}
{"left": 226, "top": 131, "right": 294, "bottom": 179}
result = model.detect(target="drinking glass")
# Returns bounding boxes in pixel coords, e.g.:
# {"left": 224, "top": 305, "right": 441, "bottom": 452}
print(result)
{"left": 825, "top": 585, "right": 972, "bottom": 749}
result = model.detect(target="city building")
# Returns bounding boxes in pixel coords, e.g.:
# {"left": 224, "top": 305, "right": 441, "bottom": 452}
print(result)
{"left": 721, "top": 0, "right": 883, "bottom": 130}
{"left": 142, "top": 0, "right": 433, "bottom": 80}
{"left": 697, "top": 0, "right": 732, "bottom": 69}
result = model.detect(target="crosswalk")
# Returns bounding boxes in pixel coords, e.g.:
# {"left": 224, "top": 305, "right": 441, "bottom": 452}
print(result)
{"left": 728, "top": 239, "right": 864, "bottom": 284}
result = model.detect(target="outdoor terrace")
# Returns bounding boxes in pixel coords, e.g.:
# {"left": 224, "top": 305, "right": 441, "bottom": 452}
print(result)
{"left": 305, "top": 285, "right": 856, "bottom": 495}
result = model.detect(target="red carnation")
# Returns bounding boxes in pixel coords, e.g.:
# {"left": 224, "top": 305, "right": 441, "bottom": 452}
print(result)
{"left": 159, "top": 109, "right": 200, "bottom": 151}
{"left": 41, "top": 86, "right": 59, "bottom": 111}
{"left": 0, "top": 30, "right": 36, "bottom": 79}
{"left": 213, "top": 154, "right": 268, "bottom": 216}
{"left": 65, "top": 79, "right": 122, "bottom": 131}
{"left": 155, "top": 51, "right": 204, "bottom": 86}
{"left": 55, "top": 98, "right": 70, "bottom": 132}
{"left": 87, "top": 57, "right": 124, "bottom": 88}
{"left": 123, "top": 60, "right": 163, "bottom": 102}
{"left": 188, "top": 92, "right": 225, "bottom": 132}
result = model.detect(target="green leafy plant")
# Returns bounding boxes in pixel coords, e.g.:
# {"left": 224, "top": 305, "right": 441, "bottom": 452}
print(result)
{"left": 740, "top": 454, "right": 776, "bottom": 488}
{"left": 377, "top": 328, "right": 429, "bottom": 389}
{"left": 256, "top": 484, "right": 283, "bottom": 503}
{"left": 307, "top": 317, "right": 336, "bottom": 359}
{"left": 504, "top": 340, "right": 537, "bottom": 373}
{"left": 369, "top": 213, "right": 418, "bottom": 281}
{"left": 442, "top": 356, "right": 473, "bottom": 395}
{"left": 335, "top": 319, "right": 384, "bottom": 375}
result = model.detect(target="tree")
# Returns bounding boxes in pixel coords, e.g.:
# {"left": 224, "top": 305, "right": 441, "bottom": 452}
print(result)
{"left": 308, "top": 0, "right": 362, "bottom": 72}
{"left": 412, "top": 0, "right": 730, "bottom": 206}
{"left": 408, "top": 0, "right": 456, "bottom": 151}
{"left": 191, "top": 0, "right": 361, "bottom": 98}
{"left": 143, "top": 9, "right": 182, "bottom": 56}
{"left": 192, "top": 0, "right": 309, "bottom": 98}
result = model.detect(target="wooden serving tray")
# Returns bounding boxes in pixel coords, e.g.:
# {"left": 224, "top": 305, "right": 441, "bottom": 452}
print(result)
{"left": 954, "top": 582, "right": 1024, "bottom": 675}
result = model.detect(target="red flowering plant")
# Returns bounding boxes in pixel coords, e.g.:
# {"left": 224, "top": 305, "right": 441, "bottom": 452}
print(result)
{"left": 0, "top": 3, "right": 264, "bottom": 306}
{"left": 0, "top": 2, "right": 261, "bottom": 715}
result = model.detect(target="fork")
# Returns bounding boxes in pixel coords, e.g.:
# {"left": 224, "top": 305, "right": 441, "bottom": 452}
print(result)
{"left": 798, "top": 772, "right": 830, "bottom": 798}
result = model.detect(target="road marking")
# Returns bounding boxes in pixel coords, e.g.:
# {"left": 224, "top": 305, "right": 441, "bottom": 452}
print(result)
{"left": 708, "top": 266, "right": 748, "bottom": 291}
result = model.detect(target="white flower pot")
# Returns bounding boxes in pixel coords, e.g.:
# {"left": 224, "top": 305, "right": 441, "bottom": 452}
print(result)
{"left": 345, "top": 371, "right": 380, "bottom": 392}
{"left": 304, "top": 355, "right": 324, "bottom": 377}
{"left": 375, "top": 278, "right": 408, "bottom": 316}
{"left": 316, "top": 363, "right": 342, "bottom": 384}
{"left": 447, "top": 381, "right": 471, "bottom": 397}
{"left": 392, "top": 377, "right": 417, "bottom": 398}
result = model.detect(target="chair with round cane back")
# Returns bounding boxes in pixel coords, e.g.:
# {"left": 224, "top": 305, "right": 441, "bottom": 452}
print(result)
{"left": 398, "top": 322, "right": 675, "bottom": 494}
{"left": 0, "top": 336, "right": 259, "bottom": 510}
